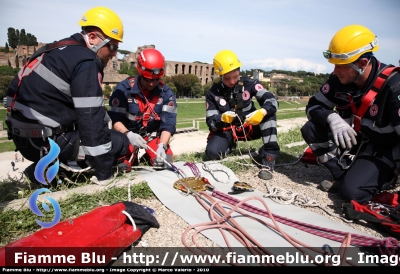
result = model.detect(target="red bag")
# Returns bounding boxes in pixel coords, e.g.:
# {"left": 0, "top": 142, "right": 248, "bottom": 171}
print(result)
{"left": 301, "top": 146, "right": 318, "bottom": 165}
{"left": 343, "top": 192, "right": 400, "bottom": 237}
{"left": 0, "top": 201, "right": 159, "bottom": 266}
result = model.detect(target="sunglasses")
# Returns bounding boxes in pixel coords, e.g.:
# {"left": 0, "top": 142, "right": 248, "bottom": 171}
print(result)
{"left": 142, "top": 77, "right": 161, "bottom": 83}
{"left": 95, "top": 33, "right": 119, "bottom": 52}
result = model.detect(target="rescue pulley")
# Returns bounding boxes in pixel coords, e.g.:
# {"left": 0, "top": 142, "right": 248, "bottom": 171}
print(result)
{"left": 228, "top": 181, "right": 254, "bottom": 195}
{"left": 173, "top": 176, "right": 215, "bottom": 196}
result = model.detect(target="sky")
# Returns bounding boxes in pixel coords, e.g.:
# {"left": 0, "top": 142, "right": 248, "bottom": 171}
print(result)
{"left": 1, "top": 0, "right": 399, "bottom": 74}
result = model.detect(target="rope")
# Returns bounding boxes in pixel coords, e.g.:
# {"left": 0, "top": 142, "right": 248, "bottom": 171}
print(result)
{"left": 121, "top": 210, "right": 137, "bottom": 231}
{"left": 183, "top": 162, "right": 201, "bottom": 178}
{"left": 212, "top": 190, "right": 398, "bottom": 250}
{"left": 145, "top": 145, "right": 187, "bottom": 179}
{"left": 182, "top": 191, "right": 358, "bottom": 266}
{"left": 263, "top": 182, "right": 352, "bottom": 223}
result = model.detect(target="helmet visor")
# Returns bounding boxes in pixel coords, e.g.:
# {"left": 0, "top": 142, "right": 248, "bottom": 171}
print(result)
{"left": 141, "top": 67, "right": 164, "bottom": 75}
{"left": 323, "top": 37, "right": 378, "bottom": 61}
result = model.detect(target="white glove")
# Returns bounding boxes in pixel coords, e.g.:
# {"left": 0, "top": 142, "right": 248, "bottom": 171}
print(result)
{"left": 244, "top": 109, "right": 267, "bottom": 125}
{"left": 327, "top": 113, "right": 357, "bottom": 149}
{"left": 154, "top": 143, "right": 167, "bottom": 166}
{"left": 90, "top": 175, "right": 115, "bottom": 186}
{"left": 221, "top": 111, "right": 236, "bottom": 123}
{"left": 126, "top": 131, "right": 147, "bottom": 149}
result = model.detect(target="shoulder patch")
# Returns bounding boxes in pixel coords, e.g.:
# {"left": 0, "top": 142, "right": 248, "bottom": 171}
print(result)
{"left": 242, "top": 90, "right": 250, "bottom": 100}
{"left": 112, "top": 98, "right": 119, "bottom": 107}
{"left": 369, "top": 104, "right": 378, "bottom": 116}
{"left": 168, "top": 101, "right": 175, "bottom": 107}
{"left": 128, "top": 77, "right": 135, "bottom": 88}
{"left": 255, "top": 84, "right": 264, "bottom": 91}
{"left": 322, "top": 83, "right": 330, "bottom": 94}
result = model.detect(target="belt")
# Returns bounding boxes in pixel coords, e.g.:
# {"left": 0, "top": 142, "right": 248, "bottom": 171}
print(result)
{"left": 10, "top": 118, "right": 77, "bottom": 139}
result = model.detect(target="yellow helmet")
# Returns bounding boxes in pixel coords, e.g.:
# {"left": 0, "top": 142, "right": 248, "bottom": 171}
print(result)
{"left": 323, "top": 25, "right": 378, "bottom": 65}
{"left": 78, "top": 6, "right": 124, "bottom": 42}
{"left": 213, "top": 50, "right": 242, "bottom": 75}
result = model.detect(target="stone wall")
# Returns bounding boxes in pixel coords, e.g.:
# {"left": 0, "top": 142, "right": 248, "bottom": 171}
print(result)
{"left": 0, "top": 43, "right": 217, "bottom": 86}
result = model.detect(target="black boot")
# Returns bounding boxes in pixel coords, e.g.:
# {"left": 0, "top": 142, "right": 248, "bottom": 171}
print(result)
{"left": 319, "top": 179, "right": 342, "bottom": 193}
{"left": 258, "top": 153, "right": 277, "bottom": 180}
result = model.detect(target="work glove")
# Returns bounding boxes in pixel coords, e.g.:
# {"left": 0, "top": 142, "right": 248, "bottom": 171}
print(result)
{"left": 154, "top": 143, "right": 167, "bottom": 166}
{"left": 327, "top": 113, "right": 357, "bottom": 149}
{"left": 221, "top": 111, "right": 236, "bottom": 124}
{"left": 90, "top": 175, "right": 116, "bottom": 186}
{"left": 126, "top": 131, "right": 147, "bottom": 149}
{"left": 244, "top": 109, "right": 267, "bottom": 125}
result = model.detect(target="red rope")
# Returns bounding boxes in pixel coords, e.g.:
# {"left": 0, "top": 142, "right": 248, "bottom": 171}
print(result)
{"left": 181, "top": 191, "right": 358, "bottom": 266}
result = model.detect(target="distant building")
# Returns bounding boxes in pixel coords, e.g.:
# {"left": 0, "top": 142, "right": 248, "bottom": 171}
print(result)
{"left": 252, "top": 70, "right": 264, "bottom": 80}
{"left": 269, "top": 73, "right": 303, "bottom": 88}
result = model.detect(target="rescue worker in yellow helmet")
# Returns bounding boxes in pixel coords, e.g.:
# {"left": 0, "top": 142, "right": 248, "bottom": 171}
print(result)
{"left": 5, "top": 6, "right": 131, "bottom": 186}
{"left": 205, "top": 50, "right": 280, "bottom": 180}
{"left": 301, "top": 25, "right": 400, "bottom": 203}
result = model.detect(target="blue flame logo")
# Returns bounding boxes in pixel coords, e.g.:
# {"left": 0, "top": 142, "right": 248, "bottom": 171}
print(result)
{"left": 28, "top": 188, "right": 61, "bottom": 228}
{"left": 28, "top": 138, "right": 62, "bottom": 228}
{"left": 34, "top": 139, "right": 60, "bottom": 185}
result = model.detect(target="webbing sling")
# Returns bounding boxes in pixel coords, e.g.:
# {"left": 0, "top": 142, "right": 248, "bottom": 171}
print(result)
{"left": 351, "top": 65, "right": 400, "bottom": 131}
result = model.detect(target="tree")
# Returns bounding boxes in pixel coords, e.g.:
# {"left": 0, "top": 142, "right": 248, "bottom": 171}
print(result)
{"left": 118, "top": 62, "right": 137, "bottom": 76}
{"left": 0, "top": 65, "right": 19, "bottom": 99}
{"left": 31, "top": 35, "right": 38, "bottom": 46}
{"left": 202, "top": 77, "right": 220, "bottom": 96}
{"left": 7, "top": 28, "right": 18, "bottom": 49}
{"left": 4, "top": 43, "right": 9, "bottom": 53}
{"left": 15, "top": 29, "right": 20, "bottom": 44}
{"left": 26, "top": 33, "right": 33, "bottom": 46}
{"left": 165, "top": 74, "right": 201, "bottom": 97}
{"left": 191, "top": 82, "right": 203, "bottom": 98}
{"left": 103, "top": 84, "right": 112, "bottom": 98}
{"left": 19, "top": 29, "right": 28, "bottom": 46}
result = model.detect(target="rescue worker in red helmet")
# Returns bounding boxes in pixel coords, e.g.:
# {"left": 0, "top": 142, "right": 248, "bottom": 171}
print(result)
{"left": 5, "top": 6, "right": 130, "bottom": 186}
{"left": 301, "top": 25, "right": 400, "bottom": 203}
{"left": 108, "top": 48, "right": 177, "bottom": 168}
{"left": 205, "top": 50, "right": 280, "bottom": 180}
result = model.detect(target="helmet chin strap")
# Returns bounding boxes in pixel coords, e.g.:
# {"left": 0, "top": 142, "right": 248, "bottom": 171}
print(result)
{"left": 348, "top": 58, "right": 371, "bottom": 83}
{"left": 83, "top": 30, "right": 110, "bottom": 53}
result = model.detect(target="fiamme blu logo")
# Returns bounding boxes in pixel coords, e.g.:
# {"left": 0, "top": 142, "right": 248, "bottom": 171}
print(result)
{"left": 28, "top": 139, "right": 62, "bottom": 228}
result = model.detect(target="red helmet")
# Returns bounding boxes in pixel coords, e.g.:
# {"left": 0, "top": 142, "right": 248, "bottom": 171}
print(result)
{"left": 136, "top": 48, "right": 165, "bottom": 79}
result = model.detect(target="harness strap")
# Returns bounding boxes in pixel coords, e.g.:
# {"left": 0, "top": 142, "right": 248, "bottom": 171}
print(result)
{"left": 357, "top": 141, "right": 396, "bottom": 170}
{"left": 235, "top": 80, "right": 244, "bottom": 121}
{"left": 221, "top": 124, "right": 253, "bottom": 141}
{"left": 10, "top": 118, "right": 77, "bottom": 139}
{"left": 135, "top": 84, "right": 161, "bottom": 130}
{"left": 350, "top": 65, "right": 400, "bottom": 131}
